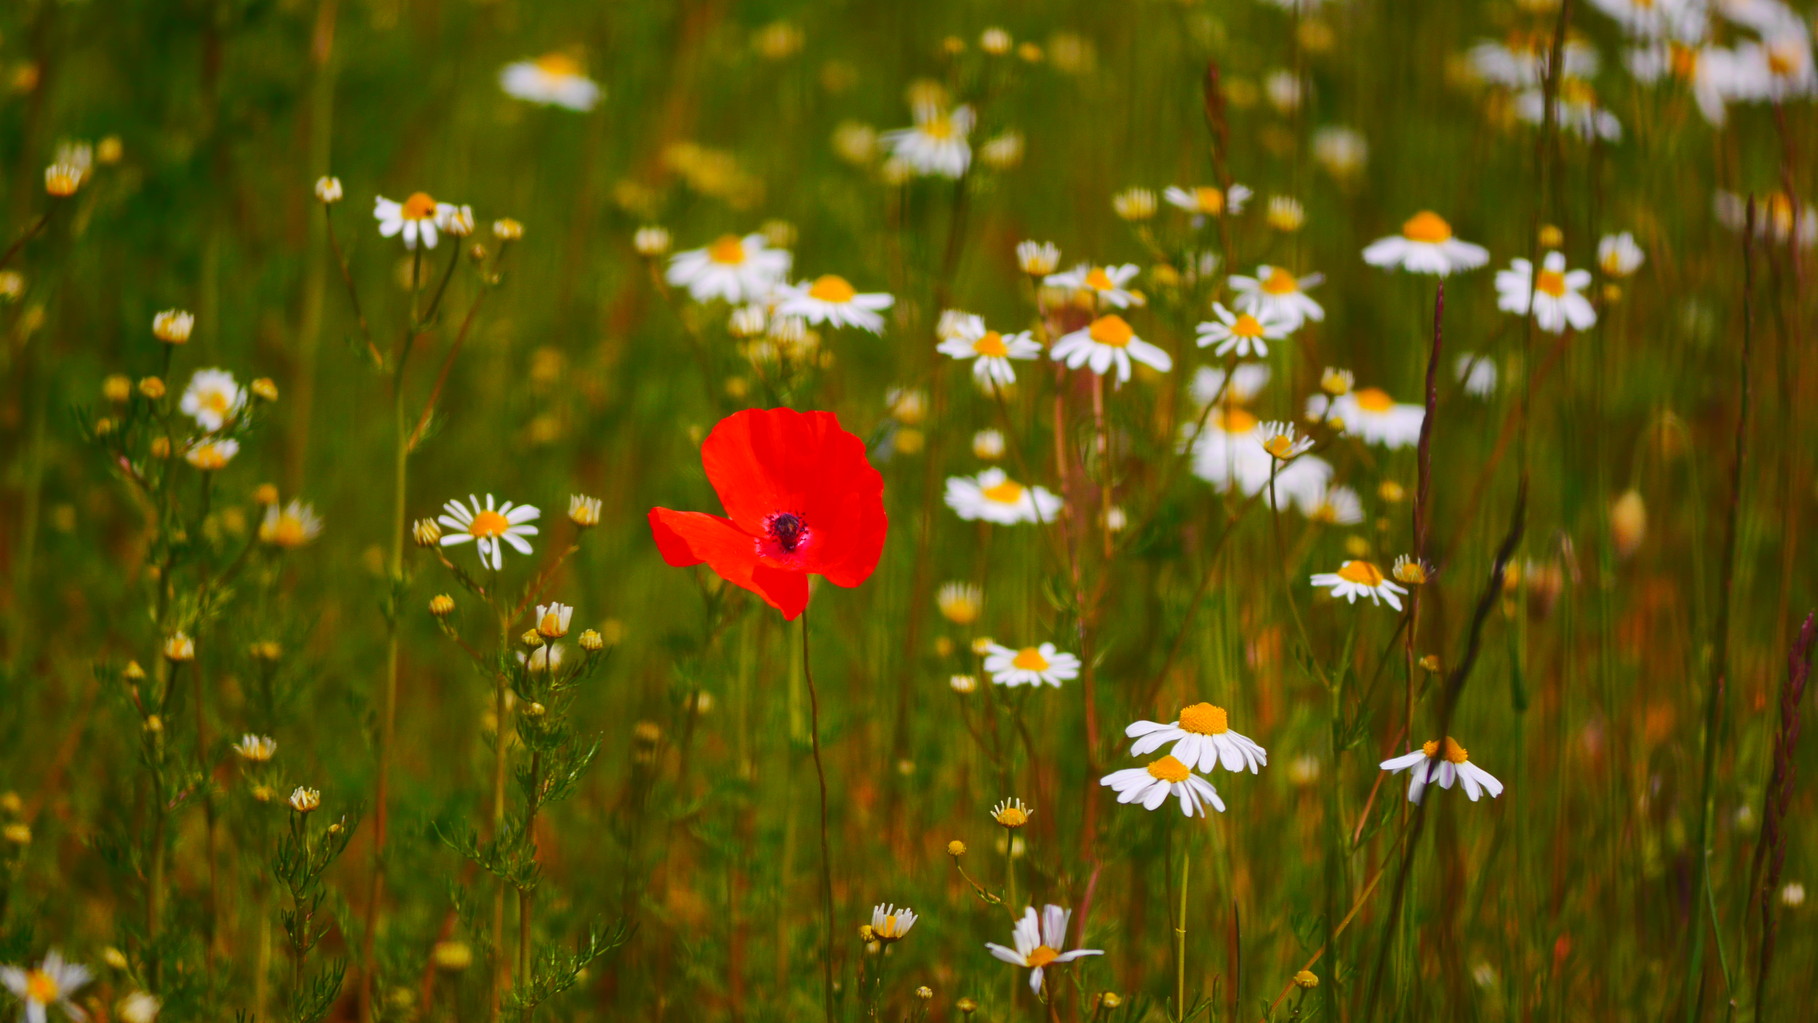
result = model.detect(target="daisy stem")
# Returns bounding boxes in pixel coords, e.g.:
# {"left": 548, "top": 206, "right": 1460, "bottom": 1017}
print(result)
{"left": 1175, "top": 837, "right": 1190, "bottom": 1023}
{"left": 801, "top": 608, "right": 836, "bottom": 1023}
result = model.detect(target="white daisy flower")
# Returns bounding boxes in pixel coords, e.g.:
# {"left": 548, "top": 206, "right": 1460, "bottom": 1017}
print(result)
{"left": 1100, "top": 755, "right": 1226, "bottom": 816}
{"left": 1597, "top": 232, "right": 1645, "bottom": 277}
{"left": 1495, "top": 251, "right": 1597, "bottom": 334}
{"left": 1184, "top": 406, "right": 1333, "bottom": 514}
{"left": 2, "top": 950, "right": 91, "bottom": 1023}
{"left": 1309, "top": 560, "right": 1409, "bottom": 610}
{"left": 1306, "top": 388, "right": 1426, "bottom": 448}
{"left": 1305, "top": 484, "right": 1365, "bottom": 525}
{"left": 1516, "top": 81, "right": 1623, "bottom": 141}
{"left": 499, "top": 53, "right": 601, "bottom": 111}
{"left": 535, "top": 602, "right": 574, "bottom": 639}
{"left": 1380, "top": 737, "right": 1505, "bottom": 804}
{"left": 870, "top": 904, "right": 917, "bottom": 942}
{"left": 436, "top": 494, "right": 541, "bottom": 570}
{"left": 1455, "top": 353, "right": 1498, "bottom": 397}
{"left": 936, "top": 313, "right": 1041, "bottom": 386}
{"left": 180, "top": 369, "right": 247, "bottom": 432}
{"left": 881, "top": 104, "right": 975, "bottom": 179}
{"left": 775, "top": 275, "right": 894, "bottom": 333}
{"left": 1016, "top": 239, "right": 1062, "bottom": 277}
{"left": 1468, "top": 35, "right": 1599, "bottom": 87}
{"left": 1050, "top": 314, "right": 1173, "bottom": 384}
{"left": 374, "top": 192, "right": 457, "bottom": 249}
{"left": 184, "top": 437, "right": 239, "bottom": 471}
{"left": 982, "top": 642, "right": 1081, "bottom": 688}
{"left": 1362, "top": 212, "right": 1490, "bottom": 276}
{"left": 1228, "top": 265, "right": 1325, "bottom": 330}
{"left": 1190, "top": 364, "right": 1272, "bottom": 406}
{"left": 1257, "top": 420, "right": 1313, "bottom": 461}
{"left": 232, "top": 734, "right": 277, "bottom": 762}
{"left": 665, "top": 233, "right": 792, "bottom": 304}
{"left": 1587, "top": 0, "right": 1706, "bottom": 39}
{"left": 259, "top": 500, "right": 324, "bottom": 548}
{"left": 985, "top": 905, "right": 1105, "bottom": 995}
{"left": 945, "top": 468, "right": 1062, "bottom": 525}
{"left": 1195, "top": 302, "right": 1292, "bottom": 359}
{"left": 1041, "top": 263, "right": 1143, "bottom": 309}
{"left": 1163, "top": 183, "right": 1254, "bottom": 220}
{"left": 1715, "top": 190, "right": 1818, "bottom": 248}
{"left": 1626, "top": 43, "right": 1755, "bottom": 126}
{"left": 1124, "top": 703, "right": 1267, "bottom": 774}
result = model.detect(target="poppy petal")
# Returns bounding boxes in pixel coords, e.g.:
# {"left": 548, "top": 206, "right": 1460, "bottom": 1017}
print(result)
{"left": 648, "top": 508, "right": 811, "bottom": 620}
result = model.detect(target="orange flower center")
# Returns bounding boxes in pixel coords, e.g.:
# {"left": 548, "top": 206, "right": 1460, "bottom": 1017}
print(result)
{"left": 1012, "top": 647, "right": 1051, "bottom": 671}
{"left": 1083, "top": 267, "right": 1116, "bottom": 291}
{"left": 1669, "top": 44, "right": 1698, "bottom": 79}
{"left": 534, "top": 53, "right": 583, "bottom": 76}
{"left": 1193, "top": 187, "right": 1226, "bottom": 213}
{"left": 25, "top": 970, "right": 58, "bottom": 1003}
{"left": 1535, "top": 269, "right": 1567, "bottom": 297}
{"left": 879, "top": 913, "right": 902, "bottom": 937}
{"left": 1401, "top": 211, "right": 1453, "bottom": 243}
{"left": 1421, "top": 737, "right": 1469, "bottom": 763}
{"left": 1219, "top": 407, "right": 1259, "bottom": 433}
{"left": 270, "top": 516, "right": 307, "bottom": 547}
{"left": 1337, "top": 560, "right": 1385, "bottom": 586}
{"left": 708, "top": 235, "right": 747, "bottom": 265}
{"left": 1178, "top": 702, "right": 1229, "bottom": 735}
{"left": 973, "top": 331, "right": 1009, "bottom": 357}
{"left": 1353, "top": 387, "right": 1395, "bottom": 412}
{"left": 808, "top": 275, "right": 857, "bottom": 303}
{"left": 469, "top": 509, "right": 511, "bottom": 538}
{"left": 982, "top": 479, "right": 1025, "bottom": 504}
{"left": 401, "top": 192, "right": 438, "bottom": 220}
{"left": 1261, "top": 267, "right": 1299, "bottom": 294}
{"left": 1146, "top": 755, "right": 1192, "bottom": 782}
{"left": 1264, "top": 434, "right": 1297, "bottom": 458}
{"left": 1026, "top": 946, "right": 1061, "bottom": 968}
{"left": 1088, "top": 314, "right": 1134, "bottom": 348}
{"left": 1230, "top": 313, "right": 1265, "bottom": 337}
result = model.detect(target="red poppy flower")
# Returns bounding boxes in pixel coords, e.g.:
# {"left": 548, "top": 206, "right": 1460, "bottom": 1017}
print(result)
{"left": 648, "top": 407, "right": 888, "bottom": 620}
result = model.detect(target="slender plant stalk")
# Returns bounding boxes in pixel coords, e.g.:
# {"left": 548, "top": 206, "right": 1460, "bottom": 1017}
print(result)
{"left": 802, "top": 608, "right": 836, "bottom": 1023}
{"left": 1175, "top": 837, "right": 1190, "bottom": 1023}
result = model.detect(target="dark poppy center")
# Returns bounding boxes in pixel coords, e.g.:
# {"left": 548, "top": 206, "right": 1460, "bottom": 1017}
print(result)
{"left": 768, "top": 512, "right": 806, "bottom": 552}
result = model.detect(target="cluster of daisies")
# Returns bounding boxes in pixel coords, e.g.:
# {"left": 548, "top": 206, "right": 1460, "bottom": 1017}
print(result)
{"left": 661, "top": 231, "right": 897, "bottom": 342}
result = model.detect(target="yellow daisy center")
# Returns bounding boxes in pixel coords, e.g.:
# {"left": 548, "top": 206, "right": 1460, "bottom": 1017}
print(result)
{"left": 1768, "top": 45, "right": 1798, "bottom": 77}
{"left": 1230, "top": 313, "right": 1265, "bottom": 337}
{"left": 982, "top": 479, "right": 1025, "bottom": 504}
{"left": 1337, "top": 560, "right": 1385, "bottom": 586}
{"left": 534, "top": 53, "right": 583, "bottom": 77}
{"left": 1026, "top": 946, "right": 1061, "bottom": 968}
{"left": 808, "top": 275, "right": 857, "bottom": 303}
{"left": 1422, "top": 737, "right": 1469, "bottom": 763}
{"left": 707, "top": 235, "right": 747, "bottom": 265}
{"left": 1669, "top": 44, "right": 1698, "bottom": 79}
{"left": 1193, "top": 187, "right": 1226, "bottom": 214}
{"left": 1264, "top": 434, "right": 1297, "bottom": 458}
{"left": 270, "top": 516, "right": 307, "bottom": 547}
{"left": 1088, "top": 314, "right": 1134, "bottom": 348}
{"left": 1261, "top": 267, "right": 1299, "bottom": 294}
{"left": 1146, "top": 755, "right": 1192, "bottom": 783}
{"left": 1401, "top": 211, "right": 1453, "bottom": 243}
{"left": 189, "top": 444, "right": 230, "bottom": 470}
{"left": 1535, "top": 269, "right": 1567, "bottom": 297}
{"left": 1353, "top": 387, "right": 1395, "bottom": 412}
{"left": 401, "top": 192, "right": 438, "bottom": 220}
{"left": 923, "top": 116, "right": 956, "bottom": 140}
{"left": 995, "top": 805, "right": 1029, "bottom": 827}
{"left": 1012, "top": 647, "right": 1050, "bottom": 671}
{"left": 202, "top": 390, "right": 231, "bottom": 414}
{"left": 1219, "top": 407, "right": 1259, "bottom": 433}
{"left": 973, "top": 331, "right": 1009, "bottom": 357}
{"left": 469, "top": 509, "right": 512, "bottom": 538}
{"left": 1178, "top": 702, "right": 1229, "bottom": 735}
{"left": 25, "top": 970, "right": 58, "bottom": 1003}
{"left": 880, "top": 914, "right": 902, "bottom": 937}
{"left": 1084, "top": 266, "right": 1116, "bottom": 291}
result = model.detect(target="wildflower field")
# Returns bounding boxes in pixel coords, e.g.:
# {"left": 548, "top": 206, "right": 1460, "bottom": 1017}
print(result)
{"left": 3, "top": 0, "right": 1817, "bottom": 1020}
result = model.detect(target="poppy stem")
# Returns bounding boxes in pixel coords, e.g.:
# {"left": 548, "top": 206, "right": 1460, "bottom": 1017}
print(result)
{"left": 802, "top": 609, "right": 836, "bottom": 1023}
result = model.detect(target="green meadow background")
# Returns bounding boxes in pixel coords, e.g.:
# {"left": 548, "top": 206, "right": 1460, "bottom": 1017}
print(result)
{"left": 1, "top": 0, "right": 1814, "bottom": 1020}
